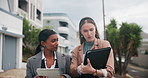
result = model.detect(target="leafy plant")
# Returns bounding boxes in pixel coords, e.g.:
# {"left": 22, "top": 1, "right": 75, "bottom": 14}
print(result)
{"left": 22, "top": 18, "right": 41, "bottom": 62}
{"left": 106, "top": 19, "right": 142, "bottom": 76}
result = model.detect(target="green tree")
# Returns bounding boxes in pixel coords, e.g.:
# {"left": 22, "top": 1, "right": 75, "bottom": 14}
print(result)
{"left": 119, "top": 22, "right": 142, "bottom": 75}
{"left": 106, "top": 19, "right": 142, "bottom": 76}
{"left": 106, "top": 19, "right": 121, "bottom": 75}
{"left": 23, "top": 18, "right": 41, "bottom": 62}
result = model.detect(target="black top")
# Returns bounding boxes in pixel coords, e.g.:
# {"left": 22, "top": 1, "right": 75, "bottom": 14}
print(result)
{"left": 41, "top": 59, "right": 59, "bottom": 68}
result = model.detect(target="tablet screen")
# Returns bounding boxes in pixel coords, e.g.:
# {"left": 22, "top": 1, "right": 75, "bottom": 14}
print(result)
{"left": 36, "top": 68, "right": 60, "bottom": 78}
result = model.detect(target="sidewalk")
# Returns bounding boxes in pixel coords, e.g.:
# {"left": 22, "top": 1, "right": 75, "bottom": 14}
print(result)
{"left": 114, "top": 63, "right": 148, "bottom": 78}
{"left": 0, "top": 68, "right": 26, "bottom": 78}
{"left": 128, "top": 63, "right": 148, "bottom": 72}
{"left": 126, "top": 63, "right": 148, "bottom": 78}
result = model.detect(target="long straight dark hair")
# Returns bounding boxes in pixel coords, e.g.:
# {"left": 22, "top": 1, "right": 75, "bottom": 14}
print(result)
{"left": 35, "top": 29, "right": 57, "bottom": 54}
{"left": 79, "top": 17, "right": 100, "bottom": 44}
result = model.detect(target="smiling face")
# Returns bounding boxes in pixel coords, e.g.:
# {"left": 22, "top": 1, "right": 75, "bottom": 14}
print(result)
{"left": 41, "top": 34, "right": 58, "bottom": 52}
{"left": 80, "top": 23, "right": 96, "bottom": 42}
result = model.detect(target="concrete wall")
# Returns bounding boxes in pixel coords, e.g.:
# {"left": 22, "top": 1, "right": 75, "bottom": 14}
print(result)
{"left": 0, "top": 9, "right": 22, "bottom": 34}
{"left": 131, "top": 55, "right": 148, "bottom": 68}
{"left": 0, "top": 0, "right": 9, "bottom": 11}
{"left": 0, "top": 8, "right": 23, "bottom": 72}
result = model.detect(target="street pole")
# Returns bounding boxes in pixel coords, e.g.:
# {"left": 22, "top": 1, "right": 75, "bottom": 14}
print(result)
{"left": 102, "top": 0, "right": 106, "bottom": 40}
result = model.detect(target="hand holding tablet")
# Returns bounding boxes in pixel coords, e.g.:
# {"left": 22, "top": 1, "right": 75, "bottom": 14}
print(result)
{"left": 84, "top": 47, "right": 111, "bottom": 69}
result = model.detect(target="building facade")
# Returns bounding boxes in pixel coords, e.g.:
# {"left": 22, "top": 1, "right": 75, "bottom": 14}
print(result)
{"left": 0, "top": 0, "right": 43, "bottom": 28}
{"left": 131, "top": 32, "right": 148, "bottom": 68}
{"left": 0, "top": 0, "right": 44, "bottom": 71}
{"left": 43, "top": 13, "right": 79, "bottom": 55}
{"left": 138, "top": 32, "right": 148, "bottom": 54}
{"left": 0, "top": 1, "right": 23, "bottom": 71}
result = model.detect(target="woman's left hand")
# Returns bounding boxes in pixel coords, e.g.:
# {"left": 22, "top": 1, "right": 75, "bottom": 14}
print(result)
{"left": 81, "top": 58, "right": 95, "bottom": 74}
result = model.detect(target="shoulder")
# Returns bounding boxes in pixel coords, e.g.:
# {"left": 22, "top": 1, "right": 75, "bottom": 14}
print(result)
{"left": 72, "top": 44, "right": 82, "bottom": 53}
{"left": 27, "top": 52, "right": 41, "bottom": 62}
{"left": 56, "top": 52, "right": 71, "bottom": 62}
{"left": 57, "top": 52, "right": 71, "bottom": 58}
{"left": 100, "top": 39, "right": 110, "bottom": 44}
{"left": 97, "top": 39, "right": 111, "bottom": 48}
{"left": 27, "top": 55, "right": 35, "bottom": 62}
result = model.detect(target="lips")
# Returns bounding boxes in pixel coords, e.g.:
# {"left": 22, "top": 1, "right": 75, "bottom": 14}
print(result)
{"left": 53, "top": 47, "right": 58, "bottom": 51}
{"left": 54, "top": 46, "right": 58, "bottom": 49}
{"left": 87, "top": 36, "right": 92, "bottom": 39}
{"left": 54, "top": 47, "right": 58, "bottom": 49}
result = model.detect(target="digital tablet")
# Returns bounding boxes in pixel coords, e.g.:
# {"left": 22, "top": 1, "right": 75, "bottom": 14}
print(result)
{"left": 83, "top": 47, "right": 111, "bottom": 69}
{"left": 36, "top": 68, "right": 60, "bottom": 78}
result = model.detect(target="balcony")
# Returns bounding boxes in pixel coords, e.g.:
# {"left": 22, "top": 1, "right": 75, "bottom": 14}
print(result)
{"left": 58, "top": 27, "right": 69, "bottom": 34}
{"left": 17, "top": 8, "right": 28, "bottom": 18}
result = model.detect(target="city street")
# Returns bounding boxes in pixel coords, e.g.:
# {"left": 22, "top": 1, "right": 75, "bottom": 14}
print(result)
{"left": 127, "top": 64, "right": 148, "bottom": 78}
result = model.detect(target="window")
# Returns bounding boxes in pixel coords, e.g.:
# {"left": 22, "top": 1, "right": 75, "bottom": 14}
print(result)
{"left": 18, "top": 0, "right": 28, "bottom": 12}
{"left": 37, "top": 9, "right": 41, "bottom": 20}
{"left": 59, "top": 21, "right": 68, "bottom": 27}
{"left": 59, "top": 33, "right": 68, "bottom": 39}
{"left": 46, "top": 20, "right": 50, "bottom": 24}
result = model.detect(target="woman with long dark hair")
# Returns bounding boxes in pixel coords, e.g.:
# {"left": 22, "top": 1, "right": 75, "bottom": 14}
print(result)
{"left": 25, "top": 29, "right": 71, "bottom": 78}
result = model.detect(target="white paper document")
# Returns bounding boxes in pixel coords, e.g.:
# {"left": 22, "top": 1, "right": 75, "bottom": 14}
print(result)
{"left": 36, "top": 68, "right": 60, "bottom": 78}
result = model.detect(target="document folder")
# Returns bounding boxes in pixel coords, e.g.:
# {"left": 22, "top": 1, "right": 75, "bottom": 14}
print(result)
{"left": 84, "top": 47, "right": 111, "bottom": 69}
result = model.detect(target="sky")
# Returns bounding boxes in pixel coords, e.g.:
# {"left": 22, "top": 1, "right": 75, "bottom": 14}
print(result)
{"left": 43, "top": 0, "right": 148, "bottom": 39}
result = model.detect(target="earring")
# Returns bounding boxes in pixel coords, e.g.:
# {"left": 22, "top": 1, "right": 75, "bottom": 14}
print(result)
{"left": 43, "top": 45, "right": 46, "bottom": 48}
{"left": 41, "top": 46, "right": 46, "bottom": 51}
{"left": 81, "top": 35, "right": 83, "bottom": 37}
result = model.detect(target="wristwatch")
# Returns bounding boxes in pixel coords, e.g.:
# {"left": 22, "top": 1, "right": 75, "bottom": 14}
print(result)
{"left": 93, "top": 69, "right": 97, "bottom": 76}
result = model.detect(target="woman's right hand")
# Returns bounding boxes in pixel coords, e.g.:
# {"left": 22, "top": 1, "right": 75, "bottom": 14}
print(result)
{"left": 81, "top": 59, "right": 96, "bottom": 74}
